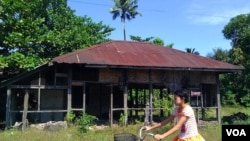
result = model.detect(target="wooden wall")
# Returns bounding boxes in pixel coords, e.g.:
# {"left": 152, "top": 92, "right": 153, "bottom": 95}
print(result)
{"left": 98, "top": 68, "right": 216, "bottom": 90}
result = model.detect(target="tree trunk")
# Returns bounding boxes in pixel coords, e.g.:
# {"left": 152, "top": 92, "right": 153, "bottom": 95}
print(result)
{"left": 122, "top": 18, "right": 126, "bottom": 41}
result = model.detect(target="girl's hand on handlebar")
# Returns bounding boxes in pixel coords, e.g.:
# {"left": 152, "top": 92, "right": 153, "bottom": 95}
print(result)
{"left": 143, "top": 126, "right": 152, "bottom": 131}
{"left": 153, "top": 134, "right": 163, "bottom": 141}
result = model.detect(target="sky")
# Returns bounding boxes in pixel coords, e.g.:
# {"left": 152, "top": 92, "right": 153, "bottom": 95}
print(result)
{"left": 67, "top": 0, "right": 250, "bottom": 56}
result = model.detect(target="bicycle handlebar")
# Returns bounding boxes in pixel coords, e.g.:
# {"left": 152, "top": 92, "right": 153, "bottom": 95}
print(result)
{"left": 139, "top": 127, "right": 155, "bottom": 141}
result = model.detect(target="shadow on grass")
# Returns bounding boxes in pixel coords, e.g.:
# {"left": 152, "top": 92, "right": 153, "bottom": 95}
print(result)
{"left": 222, "top": 112, "right": 250, "bottom": 124}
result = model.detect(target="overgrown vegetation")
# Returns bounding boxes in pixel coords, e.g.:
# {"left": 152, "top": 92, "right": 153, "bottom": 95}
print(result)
{"left": 0, "top": 106, "right": 249, "bottom": 141}
{"left": 208, "top": 14, "right": 250, "bottom": 107}
{"left": 153, "top": 90, "right": 174, "bottom": 117}
{"left": 76, "top": 111, "right": 97, "bottom": 133}
{"left": 0, "top": 123, "right": 221, "bottom": 141}
{"left": 65, "top": 110, "right": 76, "bottom": 124}
{"left": 119, "top": 112, "right": 126, "bottom": 126}
{"left": 65, "top": 110, "right": 97, "bottom": 133}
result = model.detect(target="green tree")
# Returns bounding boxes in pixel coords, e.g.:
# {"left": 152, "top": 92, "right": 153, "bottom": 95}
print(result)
{"left": 130, "top": 35, "right": 153, "bottom": 42}
{"left": 185, "top": 48, "right": 200, "bottom": 55}
{"left": 207, "top": 48, "right": 230, "bottom": 63}
{"left": 152, "top": 37, "right": 165, "bottom": 46}
{"left": 207, "top": 48, "right": 238, "bottom": 106}
{"left": 130, "top": 35, "right": 169, "bottom": 46}
{"left": 0, "top": 0, "right": 114, "bottom": 78}
{"left": 110, "top": 0, "right": 142, "bottom": 41}
{"left": 165, "top": 43, "right": 174, "bottom": 48}
{"left": 222, "top": 13, "right": 250, "bottom": 106}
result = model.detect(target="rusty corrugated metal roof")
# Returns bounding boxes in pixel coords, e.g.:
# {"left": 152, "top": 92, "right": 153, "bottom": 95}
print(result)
{"left": 51, "top": 40, "right": 243, "bottom": 72}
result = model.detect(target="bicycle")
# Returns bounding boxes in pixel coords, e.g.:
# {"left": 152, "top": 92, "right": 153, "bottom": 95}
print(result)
{"left": 114, "top": 126, "right": 158, "bottom": 141}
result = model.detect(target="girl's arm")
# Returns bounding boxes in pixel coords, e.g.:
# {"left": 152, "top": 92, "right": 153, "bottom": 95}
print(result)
{"left": 154, "top": 116, "right": 188, "bottom": 140}
{"left": 145, "top": 114, "right": 175, "bottom": 131}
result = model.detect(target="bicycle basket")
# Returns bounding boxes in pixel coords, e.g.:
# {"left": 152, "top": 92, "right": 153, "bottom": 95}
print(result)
{"left": 114, "top": 133, "right": 138, "bottom": 141}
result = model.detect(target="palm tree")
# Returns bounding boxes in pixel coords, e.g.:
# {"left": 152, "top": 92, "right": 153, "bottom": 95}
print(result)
{"left": 110, "top": 0, "right": 142, "bottom": 41}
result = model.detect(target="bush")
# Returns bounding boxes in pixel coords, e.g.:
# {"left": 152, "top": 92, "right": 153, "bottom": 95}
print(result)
{"left": 153, "top": 93, "right": 174, "bottom": 117}
{"left": 119, "top": 112, "right": 126, "bottom": 126}
{"left": 221, "top": 90, "right": 237, "bottom": 106}
{"left": 76, "top": 111, "right": 97, "bottom": 133}
{"left": 65, "top": 110, "right": 76, "bottom": 124}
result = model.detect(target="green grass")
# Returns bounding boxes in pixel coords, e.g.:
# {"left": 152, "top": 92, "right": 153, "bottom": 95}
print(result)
{"left": 221, "top": 105, "right": 250, "bottom": 116}
{"left": 0, "top": 105, "right": 249, "bottom": 141}
{"left": 0, "top": 124, "right": 221, "bottom": 141}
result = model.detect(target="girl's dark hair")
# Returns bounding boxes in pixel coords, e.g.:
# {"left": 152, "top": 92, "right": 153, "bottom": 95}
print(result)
{"left": 174, "top": 89, "right": 189, "bottom": 103}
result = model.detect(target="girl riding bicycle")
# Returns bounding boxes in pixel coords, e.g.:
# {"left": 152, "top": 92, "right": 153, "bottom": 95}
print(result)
{"left": 144, "top": 89, "right": 205, "bottom": 141}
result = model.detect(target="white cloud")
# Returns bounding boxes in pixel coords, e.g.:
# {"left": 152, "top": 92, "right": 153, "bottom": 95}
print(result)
{"left": 186, "top": 1, "right": 250, "bottom": 25}
{"left": 188, "top": 15, "right": 225, "bottom": 25}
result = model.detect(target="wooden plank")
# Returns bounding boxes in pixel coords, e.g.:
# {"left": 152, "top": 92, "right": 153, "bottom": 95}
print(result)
{"left": 71, "top": 109, "right": 84, "bottom": 111}
{"left": 10, "top": 110, "right": 68, "bottom": 113}
{"left": 5, "top": 88, "right": 11, "bottom": 126}
{"left": 72, "top": 80, "right": 84, "bottom": 86}
{"left": 9, "top": 85, "right": 68, "bottom": 89}
{"left": 22, "top": 90, "right": 29, "bottom": 131}
{"left": 55, "top": 73, "right": 68, "bottom": 77}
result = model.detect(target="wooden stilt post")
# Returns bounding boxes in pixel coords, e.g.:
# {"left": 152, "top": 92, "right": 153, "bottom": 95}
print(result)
{"left": 38, "top": 72, "right": 41, "bottom": 111}
{"left": 135, "top": 88, "right": 138, "bottom": 117}
{"left": 160, "top": 89, "right": 163, "bottom": 117}
{"left": 144, "top": 102, "right": 150, "bottom": 126}
{"left": 201, "top": 85, "right": 205, "bottom": 120}
{"left": 216, "top": 74, "right": 221, "bottom": 123}
{"left": 123, "top": 85, "right": 128, "bottom": 126}
{"left": 149, "top": 70, "right": 153, "bottom": 125}
{"left": 123, "top": 70, "right": 128, "bottom": 126}
{"left": 22, "top": 90, "right": 29, "bottom": 131}
{"left": 5, "top": 88, "right": 11, "bottom": 127}
{"left": 110, "top": 85, "right": 113, "bottom": 126}
{"left": 144, "top": 89, "right": 146, "bottom": 106}
{"left": 67, "top": 65, "right": 72, "bottom": 113}
{"left": 129, "top": 89, "right": 133, "bottom": 121}
{"left": 83, "top": 82, "right": 86, "bottom": 112}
